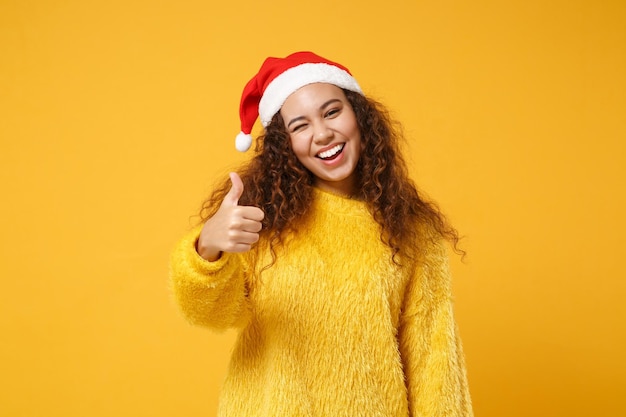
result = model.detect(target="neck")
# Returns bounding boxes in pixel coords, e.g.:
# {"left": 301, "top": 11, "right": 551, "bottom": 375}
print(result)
{"left": 314, "top": 181, "right": 358, "bottom": 199}
{"left": 314, "top": 172, "right": 357, "bottom": 197}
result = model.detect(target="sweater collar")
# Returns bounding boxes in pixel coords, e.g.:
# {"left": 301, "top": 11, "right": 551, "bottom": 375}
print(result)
{"left": 311, "top": 187, "right": 369, "bottom": 216}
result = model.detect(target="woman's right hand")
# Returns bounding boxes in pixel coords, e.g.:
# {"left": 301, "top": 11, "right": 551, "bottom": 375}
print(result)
{"left": 197, "top": 172, "right": 265, "bottom": 261}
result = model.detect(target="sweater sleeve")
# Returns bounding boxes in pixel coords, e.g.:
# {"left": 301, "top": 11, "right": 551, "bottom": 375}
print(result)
{"left": 398, "top": 239, "right": 473, "bottom": 417}
{"left": 169, "top": 225, "right": 252, "bottom": 330}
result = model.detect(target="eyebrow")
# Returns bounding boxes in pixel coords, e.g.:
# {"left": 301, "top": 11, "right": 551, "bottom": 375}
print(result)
{"left": 286, "top": 98, "right": 342, "bottom": 129}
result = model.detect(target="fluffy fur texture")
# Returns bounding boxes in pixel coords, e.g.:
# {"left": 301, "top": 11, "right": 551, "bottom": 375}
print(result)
{"left": 171, "top": 188, "right": 472, "bottom": 417}
{"left": 259, "top": 63, "right": 362, "bottom": 126}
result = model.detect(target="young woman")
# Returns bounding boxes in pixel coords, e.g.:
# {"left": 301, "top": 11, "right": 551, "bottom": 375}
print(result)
{"left": 170, "top": 51, "right": 473, "bottom": 417}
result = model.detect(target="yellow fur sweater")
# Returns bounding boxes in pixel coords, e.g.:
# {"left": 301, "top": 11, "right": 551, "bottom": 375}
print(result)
{"left": 170, "top": 188, "right": 472, "bottom": 417}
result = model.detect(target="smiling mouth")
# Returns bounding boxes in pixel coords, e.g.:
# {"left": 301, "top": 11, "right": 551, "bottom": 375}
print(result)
{"left": 316, "top": 143, "right": 345, "bottom": 160}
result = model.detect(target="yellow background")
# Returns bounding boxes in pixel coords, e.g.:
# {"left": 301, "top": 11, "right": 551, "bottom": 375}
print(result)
{"left": 1, "top": 1, "right": 624, "bottom": 416}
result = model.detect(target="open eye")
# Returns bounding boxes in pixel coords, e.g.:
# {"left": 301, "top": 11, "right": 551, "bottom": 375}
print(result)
{"left": 325, "top": 108, "right": 340, "bottom": 118}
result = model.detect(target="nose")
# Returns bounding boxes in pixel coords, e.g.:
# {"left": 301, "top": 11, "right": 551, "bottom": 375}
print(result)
{"left": 312, "top": 121, "right": 333, "bottom": 144}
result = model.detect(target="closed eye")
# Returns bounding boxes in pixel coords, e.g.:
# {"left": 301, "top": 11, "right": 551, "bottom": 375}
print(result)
{"left": 291, "top": 123, "right": 308, "bottom": 132}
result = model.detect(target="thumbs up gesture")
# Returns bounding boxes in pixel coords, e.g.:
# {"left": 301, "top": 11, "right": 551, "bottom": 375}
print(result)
{"left": 197, "top": 173, "right": 265, "bottom": 261}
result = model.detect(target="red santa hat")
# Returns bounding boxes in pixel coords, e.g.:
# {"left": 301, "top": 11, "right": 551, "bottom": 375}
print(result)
{"left": 235, "top": 51, "right": 363, "bottom": 152}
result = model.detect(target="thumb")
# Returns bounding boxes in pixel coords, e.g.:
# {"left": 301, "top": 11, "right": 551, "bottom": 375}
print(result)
{"left": 223, "top": 172, "right": 244, "bottom": 206}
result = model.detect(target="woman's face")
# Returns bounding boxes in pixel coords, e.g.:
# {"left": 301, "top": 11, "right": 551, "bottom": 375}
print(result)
{"left": 279, "top": 83, "right": 362, "bottom": 196}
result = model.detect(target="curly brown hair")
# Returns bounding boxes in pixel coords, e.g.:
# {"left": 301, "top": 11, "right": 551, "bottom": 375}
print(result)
{"left": 200, "top": 89, "right": 462, "bottom": 267}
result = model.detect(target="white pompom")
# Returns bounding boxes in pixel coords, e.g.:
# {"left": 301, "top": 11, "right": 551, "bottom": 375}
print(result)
{"left": 235, "top": 132, "right": 253, "bottom": 152}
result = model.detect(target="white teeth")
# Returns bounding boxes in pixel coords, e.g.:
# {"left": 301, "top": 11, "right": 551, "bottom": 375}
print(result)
{"left": 317, "top": 144, "right": 344, "bottom": 159}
